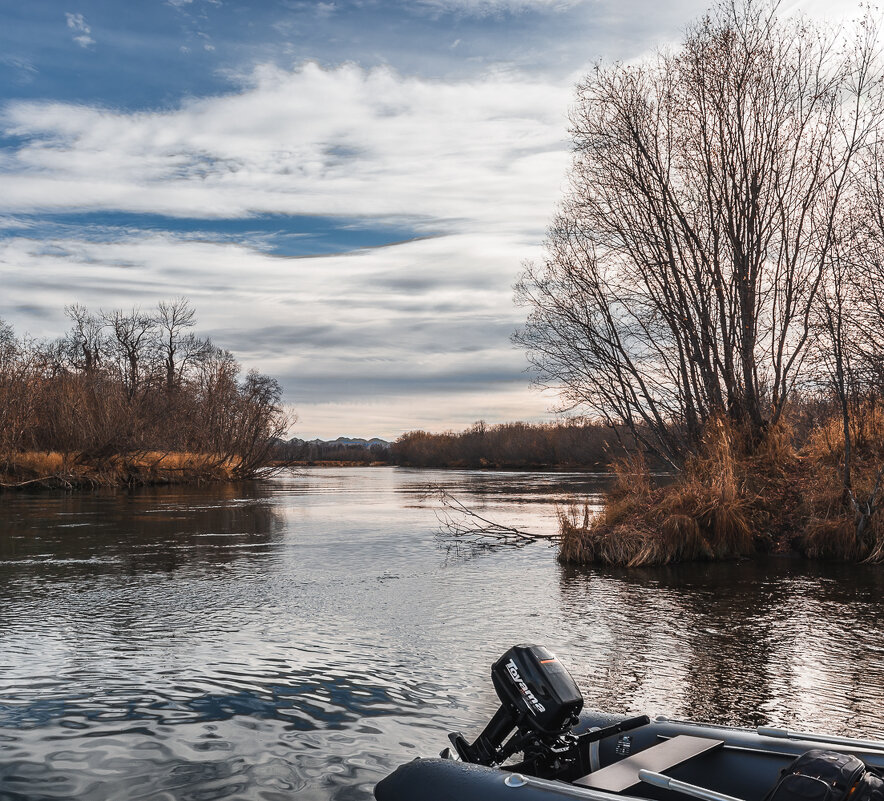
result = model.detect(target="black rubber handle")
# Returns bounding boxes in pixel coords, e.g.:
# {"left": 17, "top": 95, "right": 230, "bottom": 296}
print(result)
{"left": 580, "top": 714, "right": 651, "bottom": 744}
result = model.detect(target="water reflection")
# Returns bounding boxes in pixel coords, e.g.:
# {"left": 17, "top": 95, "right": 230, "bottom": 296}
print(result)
{"left": 0, "top": 483, "right": 285, "bottom": 588}
{"left": 558, "top": 561, "right": 884, "bottom": 735}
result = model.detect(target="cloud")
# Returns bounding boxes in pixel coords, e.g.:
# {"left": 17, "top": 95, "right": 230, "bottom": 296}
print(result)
{"left": 0, "top": 56, "right": 39, "bottom": 85}
{"left": 65, "top": 12, "right": 96, "bottom": 48}
{"left": 0, "top": 61, "right": 577, "bottom": 435}
{"left": 414, "top": 0, "right": 582, "bottom": 15}
{"left": 0, "top": 63, "right": 571, "bottom": 235}
{"left": 0, "top": 225, "right": 552, "bottom": 438}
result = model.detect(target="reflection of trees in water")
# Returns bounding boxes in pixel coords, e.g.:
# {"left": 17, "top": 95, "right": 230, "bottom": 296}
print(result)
{"left": 0, "top": 482, "right": 286, "bottom": 591}
{"left": 396, "top": 470, "right": 613, "bottom": 506}
{"left": 557, "top": 561, "right": 884, "bottom": 735}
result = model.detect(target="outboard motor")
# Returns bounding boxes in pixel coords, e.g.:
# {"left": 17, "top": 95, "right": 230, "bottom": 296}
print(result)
{"left": 449, "top": 644, "right": 584, "bottom": 772}
{"left": 449, "top": 645, "right": 650, "bottom": 780}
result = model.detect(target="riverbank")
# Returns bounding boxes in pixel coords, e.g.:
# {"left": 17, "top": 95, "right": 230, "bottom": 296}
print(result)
{"left": 0, "top": 301, "right": 292, "bottom": 493}
{"left": 559, "top": 413, "right": 884, "bottom": 566}
{"left": 0, "top": 451, "right": 258, "bottom": 491}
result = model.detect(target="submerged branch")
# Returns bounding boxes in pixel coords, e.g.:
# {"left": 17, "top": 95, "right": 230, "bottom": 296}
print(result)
{"left": 423, "top": 484, "right": 557, "bottom": 547}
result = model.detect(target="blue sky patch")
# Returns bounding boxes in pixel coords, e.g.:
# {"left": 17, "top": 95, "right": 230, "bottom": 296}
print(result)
{"left": 0, "top": 211, "right": 431, "bottom": 257}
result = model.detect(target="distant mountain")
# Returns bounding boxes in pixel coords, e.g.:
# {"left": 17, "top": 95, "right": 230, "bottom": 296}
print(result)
{"left": 289, "top": 436, "right": 391, "bottom": 449}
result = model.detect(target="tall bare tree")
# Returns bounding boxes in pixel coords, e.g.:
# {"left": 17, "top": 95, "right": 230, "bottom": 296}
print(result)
{"left": 154, "top": 298, "right": 209, "bottom": 392}
{"left": 103, "top": 307, "right": 155, "bottom": 400}
{"left": 62, "top": 304, "right": 105, "bottom": 374}
{"left": 516, "top": 0, "right": 884, "bottom": 466}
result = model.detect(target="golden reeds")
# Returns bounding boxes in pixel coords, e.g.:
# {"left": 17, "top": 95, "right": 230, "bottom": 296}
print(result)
{"left": 0, "top": 450, "right": 243, "bottom": 489}
{"left": 558, "top": 411, "right": 884, "bottom": 566}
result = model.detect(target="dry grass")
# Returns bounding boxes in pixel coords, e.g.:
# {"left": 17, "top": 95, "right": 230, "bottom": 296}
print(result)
{"left": 0, "top": 450, "right": 243, "bottom": 489}
{"left": 863, "top": 516, "right": 884, "bottom": 562}
{"left": 127, "top": 451, "right": 243, "bottom": 474}
{"left": 802, "top": 517, "right": 863, "bottom": 560}
{"left": 804, "top": 404, "right": 884, "bottom": 463}
{"left": 559, "top": 506, "right": 653, "bottom": 566}
{"left": 670, "top": 417, "right": 756, "bottom": 557}
{"left": 604, "top": 453, "right": 651, "bottom": 525}
{"left": 796, "top": 403, "right": 884, "bottom": 562}
{"left": 557, "top": 414, "right": 853, "bottom": 567}
{"left": 4, "top": 451, "right": 70, "bottom": 475}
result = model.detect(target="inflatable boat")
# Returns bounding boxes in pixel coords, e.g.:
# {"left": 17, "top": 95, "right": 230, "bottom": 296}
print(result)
{"left": 375, "top": 644, "right": 884, "bottom": 801}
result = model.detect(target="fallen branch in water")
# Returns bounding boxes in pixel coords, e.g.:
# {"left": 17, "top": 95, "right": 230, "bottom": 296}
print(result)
{"left": 423, "top": 484, "right": 557, "bottom": 546}
{"left": 0, "top": 473, "right": 77, "bottom": 491}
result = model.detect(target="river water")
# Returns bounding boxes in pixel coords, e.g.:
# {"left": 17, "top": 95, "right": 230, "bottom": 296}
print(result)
{"left": 1, "top": 467, "right": 884, "bottom": 801}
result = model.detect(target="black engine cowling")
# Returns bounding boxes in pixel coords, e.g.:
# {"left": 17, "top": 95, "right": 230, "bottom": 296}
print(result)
{"left": 449, "top": 644, "right": 583, "bottom": 767}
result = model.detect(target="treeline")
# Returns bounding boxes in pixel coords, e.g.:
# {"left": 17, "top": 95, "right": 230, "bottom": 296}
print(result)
{"left": 275, "top": 422, "right": 627, "bottom": 468}
{"left": 0, "top": 299, "right": 290, "bottom": 487}
{"left": 280, "top": 439, "right": 393, "bottom": 464}
{"left": 391, "top": 420, "right": 627, "bottom": 469}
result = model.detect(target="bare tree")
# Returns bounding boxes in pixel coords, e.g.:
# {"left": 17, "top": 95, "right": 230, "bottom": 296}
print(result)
{"left": 516, "top": 0, "right": 884, "bottom": 465}
{"left": 103, "top": 307, "right": 155, "bottom": 400}
{"left": 0, "top": 300, "right": 294, "bottom": 485}
{"left": 857, "top": 146, "right": 884, "bottom": 395}
{"left": 154, "top": 298, "right": 209, "bottom": 392}
{"left": 816, "top": 145, "right": 884, "bottom": 545}
{"left": 810, "top": 212, "right": 883, "bottom": 544}
{"left": 62, "top": 304, "right": 105, "bottom": 374}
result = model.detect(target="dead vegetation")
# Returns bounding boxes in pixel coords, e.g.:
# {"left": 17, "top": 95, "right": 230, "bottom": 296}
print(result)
{"left": 0, "top": 450, "right": 251, "bottom": 490}
{"left": 425, "top": 484, "right": 555, "bottom": 547}
{"left": 559, "top": 412, "right": 884, "bottom": 567}
{"left": 512, "top": 0, "right": 884, "bottom": 567}
{"left": 0, "top": 300, "right": 293, "bottom": 491}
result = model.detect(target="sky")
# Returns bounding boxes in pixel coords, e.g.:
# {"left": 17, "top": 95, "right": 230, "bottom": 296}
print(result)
{"left": 0, "top": 0, "right": 861, "bottom": 439}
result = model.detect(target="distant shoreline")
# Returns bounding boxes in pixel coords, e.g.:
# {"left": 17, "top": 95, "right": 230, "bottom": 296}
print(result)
{"left": 288, "top": 460, "right": 614, "bottom": 473}
{"left": 0, "top": 458, "right": 620, "bottom": 493}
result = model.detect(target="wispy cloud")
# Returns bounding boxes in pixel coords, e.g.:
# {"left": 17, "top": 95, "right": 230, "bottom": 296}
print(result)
{"left": 0, "top": 228, "right": 552, "bottom": 437}
{"left": 0, "top": 56, "right": 38, "bottom": 85}
{"left": 412, "top": 0, "right": 583, "bottom": 17}
{"left": 65, "top": 12, "right": 95, "bottom": 48}
{"left": 0, "top": 63, "right": 571, "bottom": 233}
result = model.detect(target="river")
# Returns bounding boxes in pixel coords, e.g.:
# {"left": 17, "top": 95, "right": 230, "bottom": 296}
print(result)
{"left": 1, "top": 467, "right": 883, "bottom": 800}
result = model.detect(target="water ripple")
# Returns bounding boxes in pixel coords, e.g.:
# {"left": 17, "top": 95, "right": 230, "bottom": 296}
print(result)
{"left": 2, "top": 470, "right": 884, "bottom": 799}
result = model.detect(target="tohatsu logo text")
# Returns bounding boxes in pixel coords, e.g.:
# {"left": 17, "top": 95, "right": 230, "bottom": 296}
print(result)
{"left": 506, "top": 659, "right": 546, "bottom": 714}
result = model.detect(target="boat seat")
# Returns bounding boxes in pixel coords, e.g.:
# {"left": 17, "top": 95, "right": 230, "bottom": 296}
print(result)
{"left": 574, "top": 734, "right": 725, "bottom": 792}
